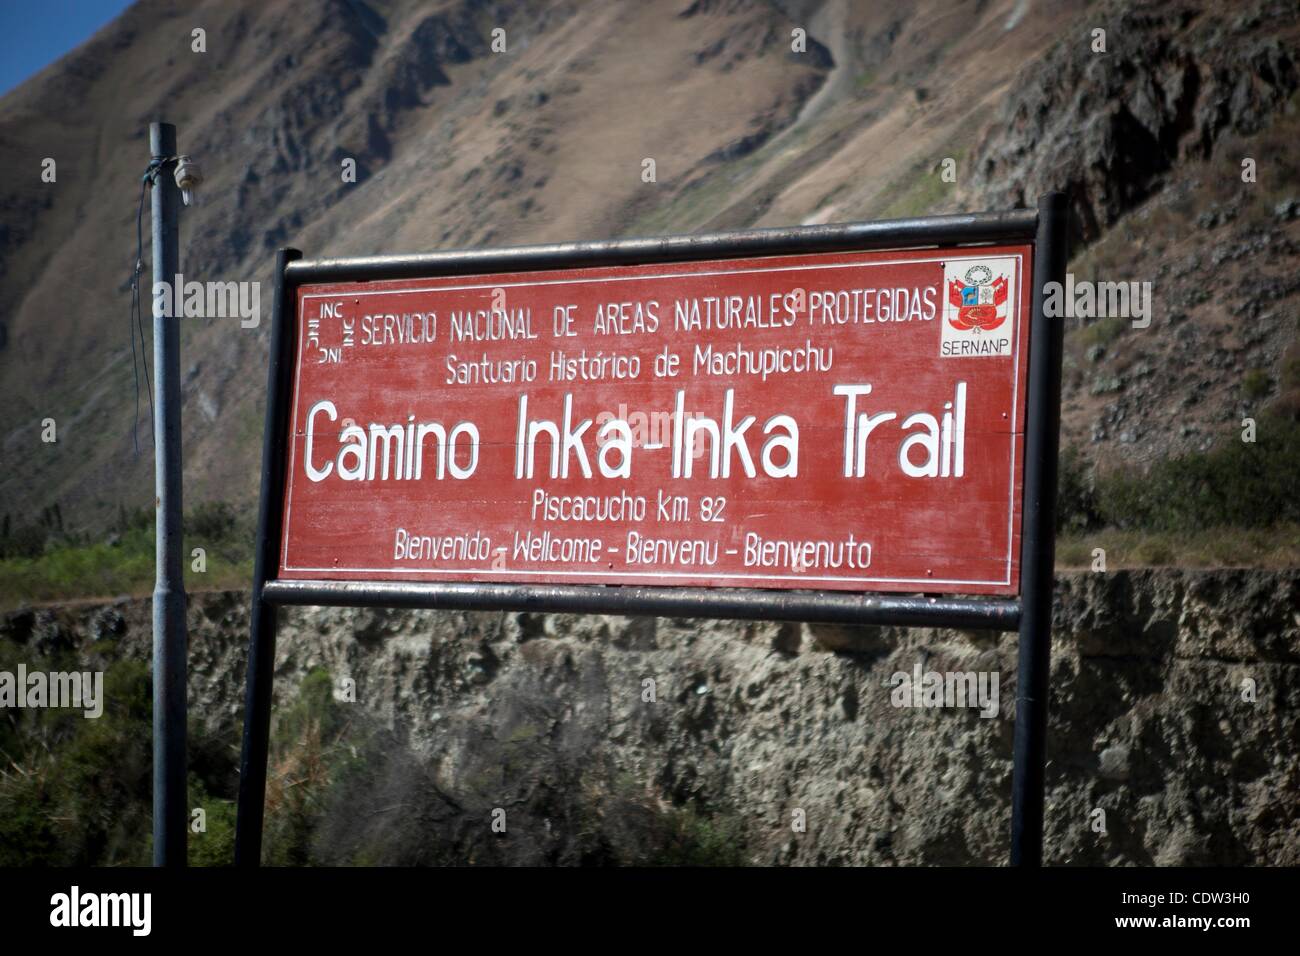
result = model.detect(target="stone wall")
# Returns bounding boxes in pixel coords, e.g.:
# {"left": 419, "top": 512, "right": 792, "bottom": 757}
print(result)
{"left": 6, "top": 568, "right": 1297, "bottom": 865}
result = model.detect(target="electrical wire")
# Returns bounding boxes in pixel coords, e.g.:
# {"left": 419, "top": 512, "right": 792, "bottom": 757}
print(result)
{"left": 128, "top": 158, "right": 173, "bottom": 456}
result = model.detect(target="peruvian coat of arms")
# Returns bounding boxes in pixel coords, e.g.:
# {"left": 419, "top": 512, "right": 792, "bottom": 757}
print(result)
{"left": 947, "top": 264, "right": 1009, "bottom": 332}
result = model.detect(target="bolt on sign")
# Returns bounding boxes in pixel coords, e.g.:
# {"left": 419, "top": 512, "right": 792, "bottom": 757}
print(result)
{"left": 279, "top": 246, "right": 1032, "bottom": 593}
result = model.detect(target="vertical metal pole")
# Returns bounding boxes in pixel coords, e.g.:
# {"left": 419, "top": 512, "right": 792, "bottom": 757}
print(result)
{"left": 235, "top": 248, "right": 302, "bottom": 866}
{"left": 149, "top": 121, "right": 188, "bottom": 867}
{"left": 1010, "top": 192, "right": 1068, "bottom": 866}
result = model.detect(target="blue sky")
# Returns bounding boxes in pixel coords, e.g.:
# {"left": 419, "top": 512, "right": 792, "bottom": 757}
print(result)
{"left": 0, "top": 0, "right": 134, "bottom": 96}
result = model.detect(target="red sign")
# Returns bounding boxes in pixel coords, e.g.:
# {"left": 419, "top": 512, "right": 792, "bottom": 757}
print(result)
{"left": 279, "top": 244, "right": 1032, "bottom": 594}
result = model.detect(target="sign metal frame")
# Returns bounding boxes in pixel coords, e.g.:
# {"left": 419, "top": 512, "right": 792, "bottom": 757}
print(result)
{"left": 235, "top": 194, "right": 1067, "bottom": 866}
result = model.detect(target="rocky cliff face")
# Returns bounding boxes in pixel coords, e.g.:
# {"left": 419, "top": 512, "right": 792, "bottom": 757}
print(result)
{"left": 968, "top": 0, "right": 1299, "bottom": 244}
{"left": 7, "top": 568, "right": 1297, "bottom": 865}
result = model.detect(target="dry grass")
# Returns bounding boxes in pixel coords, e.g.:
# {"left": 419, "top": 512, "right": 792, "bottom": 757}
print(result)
{"left": 1057, "top": 524, "right": 1300, "bottom": 570}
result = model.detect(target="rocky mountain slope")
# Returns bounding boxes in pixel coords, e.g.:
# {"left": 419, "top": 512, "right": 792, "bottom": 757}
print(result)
{"left": 3, "top": 0, "right": 1297, "bottom": 534}
{"left": 967, "top": 0, "right": 1300, "bottom": 461}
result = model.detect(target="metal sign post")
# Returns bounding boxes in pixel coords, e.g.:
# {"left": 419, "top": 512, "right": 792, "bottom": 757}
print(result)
{"left": 235, "top": 248, "right": 301, "bottom": 867}
{"left": 1010, "top": 193, "right": 1068, "bottom": 865}
{"left": 234, "top": 197, "right": 1066, "bottom": 866}
{"left": 148, "top": 121, "right": 188, "bottom": 868}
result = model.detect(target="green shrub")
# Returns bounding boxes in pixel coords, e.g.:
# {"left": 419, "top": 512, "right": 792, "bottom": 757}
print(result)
{"left": 1282, "top": 341, "right": 1300, "bottom": 389}
{"left": 0, "top": 652, "right": 245, "bottom": 867}
{"left": 1056, "top": 446, "right": 1101, "bottom": 533}
{"left": 0, "top": 768, "right": 60, "bottom": 866}
{"left": 651, "top": 805, "right": 749, "bottom": 867}
{"left": 1078, "top": 315, "right": 1128, "bottom": 349}
{"left": 0, "top": 500, "right": 253, "bottom": 608}
{"left": 261, "top": 668, "right": 348, "bottom": 866}
{"left": 1095, "top": 412, "right": 1300, "bottom": 532}
{"left": 0, "top": 518, "right": 48, "bottom": 559}
{"left": 1242, "top": 369, "right": 1272, "bottom": 401}
{"left": 0, "top": 657, "right": 152, "bottom": 866}
{"left": 188, "top": 793, "right": 237, "bottom": 867}
{"left": 186, "top": 500, "right": 239, "bottom": 543}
